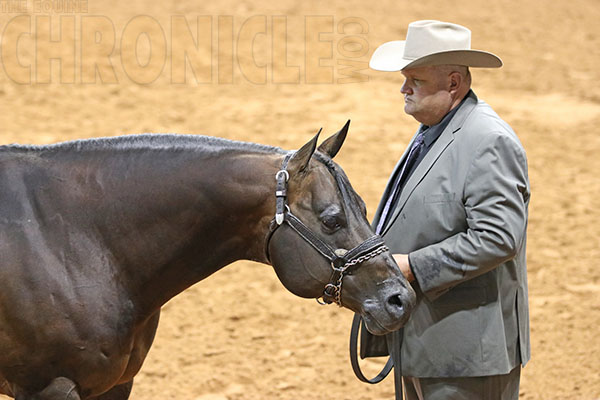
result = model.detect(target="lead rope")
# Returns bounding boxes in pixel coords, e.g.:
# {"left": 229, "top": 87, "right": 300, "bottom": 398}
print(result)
{"left": 349, "top": 313, "right": 394, "bottom": 384}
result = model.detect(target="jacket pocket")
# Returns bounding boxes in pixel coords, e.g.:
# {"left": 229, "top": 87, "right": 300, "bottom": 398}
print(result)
{"left": 433, "top": 285, "right": 487, "bottom": 308}
{"left": 423, "top": 192, "right": 457, "bottom": 203}
{"left": 421, "top": 192, "right": 466, "bottom": 234}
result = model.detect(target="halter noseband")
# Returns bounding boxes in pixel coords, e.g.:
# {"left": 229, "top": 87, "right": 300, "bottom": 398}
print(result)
{"left": 265, "top": 152, "right": 389, "bottom": 306}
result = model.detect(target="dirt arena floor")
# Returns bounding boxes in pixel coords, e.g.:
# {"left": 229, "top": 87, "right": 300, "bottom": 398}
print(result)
{"left": 1, "top": 0, "right": 599, "bottom": 399}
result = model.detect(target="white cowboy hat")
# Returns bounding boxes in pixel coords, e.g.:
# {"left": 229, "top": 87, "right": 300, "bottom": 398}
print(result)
{"left": 369, "top": 20, "right": 502, "bottom": 71}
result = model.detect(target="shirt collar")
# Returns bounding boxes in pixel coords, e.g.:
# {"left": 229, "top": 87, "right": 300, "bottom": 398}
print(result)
{"left": 420, "top": 89, "right": 474, "bottom": 148}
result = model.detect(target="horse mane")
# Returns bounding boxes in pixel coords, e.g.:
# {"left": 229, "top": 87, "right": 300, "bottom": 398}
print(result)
{"left": 1, "top": 133, "right": 285, "bottom": 155}
{"left": 2, "top": 133, "right": 365, "bottom": 215}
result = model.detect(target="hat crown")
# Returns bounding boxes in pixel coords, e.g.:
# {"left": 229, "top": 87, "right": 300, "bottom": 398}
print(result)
{"left": 403, "top": 20, "right": 472, "bottom": 60}
{"left": 368, "top": 19, "right": 501, "bottom": 71}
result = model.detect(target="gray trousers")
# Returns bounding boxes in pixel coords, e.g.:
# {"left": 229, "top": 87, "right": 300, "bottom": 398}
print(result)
{"left": 402, "top": 365, "right": 521, "bottom": 400}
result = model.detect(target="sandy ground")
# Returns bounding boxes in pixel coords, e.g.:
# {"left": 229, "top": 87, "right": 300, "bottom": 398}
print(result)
{"left": 1, "top": 0, "right": 599, "bottom": 399}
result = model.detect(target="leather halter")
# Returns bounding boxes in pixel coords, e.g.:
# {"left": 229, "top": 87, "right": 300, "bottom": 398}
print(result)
{"left": 265, "top": 152, "right": 389, "bottom": 306}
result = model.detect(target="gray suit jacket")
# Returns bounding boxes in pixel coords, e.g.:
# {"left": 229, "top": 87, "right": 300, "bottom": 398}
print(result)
{"left": 374, "top": 91, "right": 531, "bottom": 377}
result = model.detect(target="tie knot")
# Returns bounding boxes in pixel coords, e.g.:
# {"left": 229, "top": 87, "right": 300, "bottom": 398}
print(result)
{"left": 412, "top": 131, "right": 425, "bottom": 149}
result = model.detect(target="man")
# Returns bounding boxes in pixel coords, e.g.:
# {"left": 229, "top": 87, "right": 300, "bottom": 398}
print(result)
{"left": 368, "top": 20, "right": 531, "bottom": 399}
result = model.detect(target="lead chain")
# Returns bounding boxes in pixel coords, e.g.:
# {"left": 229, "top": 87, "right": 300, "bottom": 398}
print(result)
{"left": 344, "top": 245, "right": 389, "bottom": 268}
{"left": 332, "top": 245, "right": 390, "bottom": 306}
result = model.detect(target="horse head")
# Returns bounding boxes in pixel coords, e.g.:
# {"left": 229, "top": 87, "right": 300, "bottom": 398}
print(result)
{"left": 267, "top": 121, "right": 416, "bottom": 335}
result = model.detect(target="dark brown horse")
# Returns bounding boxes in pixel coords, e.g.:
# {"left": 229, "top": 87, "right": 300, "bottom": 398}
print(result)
{"left": 0, "top": 122, "right": 415, "bottom": 399}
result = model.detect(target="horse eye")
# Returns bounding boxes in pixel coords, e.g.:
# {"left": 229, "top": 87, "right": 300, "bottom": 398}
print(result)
{"left": 322, "top": 215, "right": 341, "bottom": 231}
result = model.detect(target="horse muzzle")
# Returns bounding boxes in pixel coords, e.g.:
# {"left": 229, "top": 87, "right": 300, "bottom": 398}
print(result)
{"left": 359, "top": 280, "right": 416, "bottom": 335}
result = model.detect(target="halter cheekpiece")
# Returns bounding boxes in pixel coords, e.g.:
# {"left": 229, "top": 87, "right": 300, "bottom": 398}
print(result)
{"left": 265, "top": 152, "right": 389, "bottom": 306}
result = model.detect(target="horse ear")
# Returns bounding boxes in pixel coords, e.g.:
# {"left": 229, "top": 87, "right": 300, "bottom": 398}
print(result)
{"left": 288, "top": 129, "right": 321, "bottom": 175}
{"left": 317, "top": 120, "right": 350, "bottom": 159}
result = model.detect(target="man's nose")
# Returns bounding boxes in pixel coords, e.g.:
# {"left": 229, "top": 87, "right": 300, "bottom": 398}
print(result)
{"left": 400, "top": 80, "right": 412, "bottom": 95}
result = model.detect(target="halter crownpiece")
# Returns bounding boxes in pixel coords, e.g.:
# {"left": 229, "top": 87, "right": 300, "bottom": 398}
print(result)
{"left": 266, "top": 151, "right": 389, "bottom": 306}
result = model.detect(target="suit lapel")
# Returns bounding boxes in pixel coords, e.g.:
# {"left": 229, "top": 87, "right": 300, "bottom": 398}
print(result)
{"left": 381, "top": 93, "right": 479, "bottom": 236}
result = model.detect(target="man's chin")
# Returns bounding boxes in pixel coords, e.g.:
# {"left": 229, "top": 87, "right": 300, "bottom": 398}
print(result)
{"left": 404, "top": 105, "right": 416, "bottom": 117}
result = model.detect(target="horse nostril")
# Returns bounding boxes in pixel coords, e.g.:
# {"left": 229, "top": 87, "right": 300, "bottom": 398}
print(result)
{"left": 387, "top": 294, "right": 404, "bottom": 311}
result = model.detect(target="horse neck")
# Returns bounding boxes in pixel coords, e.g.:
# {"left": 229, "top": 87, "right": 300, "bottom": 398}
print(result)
{"left": 76, "top": 144, "right": 282, "bottom": 316}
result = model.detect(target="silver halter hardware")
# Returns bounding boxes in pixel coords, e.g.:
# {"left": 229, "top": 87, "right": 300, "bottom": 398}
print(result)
{"left": 275, "top": 169, "right": 289, "bottom": 225}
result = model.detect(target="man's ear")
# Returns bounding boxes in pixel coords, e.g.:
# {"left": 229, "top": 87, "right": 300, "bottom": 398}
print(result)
{"left": 287, "top": 129, "right": 321, "bottom": 176}
{"left": 449, "top": 71, "right": 462, "bottom": 92}
{"left": 317, "top": 120, "right": 350, "bottom": 159}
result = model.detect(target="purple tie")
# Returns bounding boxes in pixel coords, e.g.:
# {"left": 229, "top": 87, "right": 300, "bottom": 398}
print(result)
{"left": 376, "top": 129, "right": 426, "bottom": 234}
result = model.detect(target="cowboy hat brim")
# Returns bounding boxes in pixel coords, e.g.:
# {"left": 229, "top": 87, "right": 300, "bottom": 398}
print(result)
{"left": 369, "top": 40, "right": 503, "bottom": 71}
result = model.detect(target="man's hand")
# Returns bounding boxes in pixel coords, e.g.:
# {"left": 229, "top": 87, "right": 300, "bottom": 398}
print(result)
{"left": 393, "top": 253, "right": 416, "bottom": 282}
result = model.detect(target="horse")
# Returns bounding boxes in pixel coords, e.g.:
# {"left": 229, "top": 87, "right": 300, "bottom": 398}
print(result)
{"left": 0, "top": 121, "right": 416, "bottom": 399}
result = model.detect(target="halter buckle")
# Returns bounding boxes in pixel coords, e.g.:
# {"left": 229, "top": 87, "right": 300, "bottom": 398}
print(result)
{"left": 275, "top": 169, "right": 289, "bottom": 182}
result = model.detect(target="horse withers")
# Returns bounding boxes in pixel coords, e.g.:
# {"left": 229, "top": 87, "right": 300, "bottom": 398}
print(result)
{"left": 0, "top": 121, "right": 415, "bottom": 399}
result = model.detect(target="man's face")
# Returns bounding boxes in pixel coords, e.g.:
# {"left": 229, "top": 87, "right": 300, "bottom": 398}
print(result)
{"left": 400, "top": 66, "right": 453, "bottom": 125}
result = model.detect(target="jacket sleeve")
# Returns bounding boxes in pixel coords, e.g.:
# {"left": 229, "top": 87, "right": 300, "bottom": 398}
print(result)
{"left": 408, "top": 131, "right": 530, "bottom": 301}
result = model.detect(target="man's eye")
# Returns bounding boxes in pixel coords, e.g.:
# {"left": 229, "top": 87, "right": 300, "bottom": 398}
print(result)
{"left": 322, "top": 215, "right": 341, "bottom": 230}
